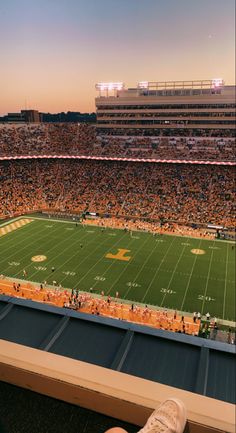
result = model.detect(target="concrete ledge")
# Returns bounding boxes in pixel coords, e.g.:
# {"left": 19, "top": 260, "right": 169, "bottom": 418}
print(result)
{"left": 0, "top": 339, "right": 234, "bottom": 433}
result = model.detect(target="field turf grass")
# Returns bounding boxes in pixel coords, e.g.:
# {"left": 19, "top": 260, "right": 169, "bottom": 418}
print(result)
{"left": 0, "top": 217, "right": 235, "bottom": 321}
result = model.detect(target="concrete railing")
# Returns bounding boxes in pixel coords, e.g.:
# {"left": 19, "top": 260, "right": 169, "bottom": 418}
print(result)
{"left": 0, "top": 339, "right": 234, "bottom": 433}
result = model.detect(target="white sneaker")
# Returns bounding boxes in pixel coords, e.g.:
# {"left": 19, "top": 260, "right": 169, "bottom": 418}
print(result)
{"left": 138, "top": 398, "right": 186, "bottom": 433}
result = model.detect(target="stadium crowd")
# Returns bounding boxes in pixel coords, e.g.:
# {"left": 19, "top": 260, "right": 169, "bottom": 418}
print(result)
{"left": 0, "top": 123, "right": 235, "bottom": 161}
{"left": 0, "top": 279, "right": 200, "bottom": 336}
{"left": 0, "top": 159, "right": 235, "bottom": 228}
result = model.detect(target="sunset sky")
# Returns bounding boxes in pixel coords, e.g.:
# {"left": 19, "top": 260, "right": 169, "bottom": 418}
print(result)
{"left": 0, "top": 0, "right": 235, "bottom": 115}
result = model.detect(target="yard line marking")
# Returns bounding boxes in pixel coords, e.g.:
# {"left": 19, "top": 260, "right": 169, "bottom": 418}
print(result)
{"left": 124, "top": 237, "right": 170, "bottom": 300}
{"left": 141, "top": 236, "right": 177, "bottom": 303}
{"left": 29, "top": 228, "right": 93, "bottom": 281}
{"left": 11, "top": 224, "right": 79, "bottom": 278}
{"left": 105, "top": 235, "right": 152, "bottom": 295}
{"left": 0, "top": 218, "right": 52, "bottom": 250}
{"left": 222, "top": 243, "right": 229, "bottom": 320}
{"left": 2, "top": 216, "right": 234, "bottom": 243}
{"left": 0, "top": 222, "right": 60, "bottom": 268}
{"left": 2, "top": 216, "right": 234, "bottom": 320}
{"left": 180, "top": 239, "right": 203, "bottom": 311}
{"left": 7, "top": 221, "right": 85, "bottom": 277}
{"left": 0, "top": 218, "right": 33, "bottom": 237}
{"left": 201, "top": 240, "right": 215, "bottom": 315}
{"left": 160, "top": 238, "right": 190, "bottom": 307}
{"left": 0, "top": 219, "right": 38, "bottom": 249}
{"left": 53, "top": 230, "right": 115, "bottom": 286}
{"left": 28, "top": 217, "right": 79, "bottom": 225}
{"left": 74, "top": 231, "right": 128, "bottom": 287}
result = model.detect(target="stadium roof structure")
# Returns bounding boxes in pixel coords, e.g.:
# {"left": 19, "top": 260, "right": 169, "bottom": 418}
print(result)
{"left": 0, "top": 294, "right": 235, "bottom": 405}
{"left": 136, "top": 79, "right": 225, "bottom": 90}
{"left": 95, "top": 79, "right": 226, "bottom": 94}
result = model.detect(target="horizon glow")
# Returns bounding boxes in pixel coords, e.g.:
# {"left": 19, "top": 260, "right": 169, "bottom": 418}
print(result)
{"left": 0, "top": 0, "right": 235, "bottom": 116}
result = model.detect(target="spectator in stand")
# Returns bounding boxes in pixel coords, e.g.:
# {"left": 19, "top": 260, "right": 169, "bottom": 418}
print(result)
{"left": 0, "top": 123, "right": 235, "bottom": 162}
{"left": 0, "top": 160, "right": 235, "bottom": 229}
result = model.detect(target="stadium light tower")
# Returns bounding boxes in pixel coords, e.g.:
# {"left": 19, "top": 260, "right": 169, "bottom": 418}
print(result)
{"left": 138, "top": 81, "right": 149, "bottom": 89}
{"left": 211, "top": 78, "right": 224, "bottom": 88}
{"left": 95, "top": 82, "right": 124, "bottom": 96}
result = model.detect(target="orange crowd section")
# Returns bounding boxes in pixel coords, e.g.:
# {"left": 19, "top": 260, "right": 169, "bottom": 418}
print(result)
{"left": 0, "top": 279, "right": 200, "bottom": 335}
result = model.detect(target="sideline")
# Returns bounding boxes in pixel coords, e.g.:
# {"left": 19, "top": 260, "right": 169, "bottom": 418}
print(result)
{"left": 1, "top": 275, "right": 235, "bottom": 328}
{"left": 0, "top": 277, "right": 200, "bottom": 336}
{"left": 1, "top": 215, "right": 234, "bottom": 244}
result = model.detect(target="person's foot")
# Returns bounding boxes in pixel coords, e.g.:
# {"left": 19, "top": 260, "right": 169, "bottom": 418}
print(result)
{"left": 138, "top": 398, "right": 186, "bottom": 433}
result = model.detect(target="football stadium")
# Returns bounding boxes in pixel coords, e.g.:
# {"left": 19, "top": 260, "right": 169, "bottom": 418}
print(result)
{"left": 0, "top": 216, "right": 235, "bottom": 321}
{"left": 0, "top": 79, "right": 235, "bottom": 433}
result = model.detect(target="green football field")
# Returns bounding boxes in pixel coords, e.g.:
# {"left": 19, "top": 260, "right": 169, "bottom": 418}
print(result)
{"left": 0, "top": 217, "right": 235, "bottom": 321}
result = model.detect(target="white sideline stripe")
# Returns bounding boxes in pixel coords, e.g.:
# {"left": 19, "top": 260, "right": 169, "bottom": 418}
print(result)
{"left": 7, "top": 216, "right": 234, "bottom": 244}
{"left": 2, "top": 275, "right": 235, "bottom": 326}
{"left": 201, "top": 240, "right": 216, "bottom": 315}
{"left": 222, "top": 243, "right": 229, "bottom": 320}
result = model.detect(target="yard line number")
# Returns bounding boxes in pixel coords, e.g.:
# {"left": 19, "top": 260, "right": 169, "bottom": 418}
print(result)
{"left": 198, "top": 295, "right": 215, "bottom": 302}
{"left": 94, "top": 276, "right": 106, "bottom": 281}
{"left": 63, "top": 271, "right": 76, "bottom": 276}
{"left": 126, "top": 282, "right": 141, "bottom": 288}
{"left": 160, "top": 288, "right": 176, "bottom": 294}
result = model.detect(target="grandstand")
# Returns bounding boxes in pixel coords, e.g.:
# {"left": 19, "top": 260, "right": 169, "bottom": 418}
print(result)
{"left": 0, "top": 80, "right": 235, "bottom": 433}
{"left": 1, "top": 80, "right": 236, "bottom": 162}
{"left": 95, "top": 79, "right": 235, "bottom": 136}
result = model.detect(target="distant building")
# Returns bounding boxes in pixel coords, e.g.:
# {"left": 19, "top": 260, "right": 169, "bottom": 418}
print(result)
{"left": 95, "top": 79, "right": 236, "bottom": 136}
{"left": 0, "top": 109, "right": 96, "bottom": 124}
{"left": 3, "top": 112, "right": 25, "bottom": 122}
{"left": 1, "top": 109, "right": 41, "bottom": 123}
{"left": 21, "top": 110, "right": 41, "bottom": 123}
{"left": 41, "top": 111, "right": 96, "bottom": 123}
